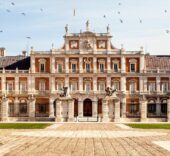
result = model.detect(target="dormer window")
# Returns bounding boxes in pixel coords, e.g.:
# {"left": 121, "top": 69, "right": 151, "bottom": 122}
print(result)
{"left": 39, "top": 59, "right": 46, "bottom": 73}
{"left": 129, "top": 59, "right": 137, "bottom": 72}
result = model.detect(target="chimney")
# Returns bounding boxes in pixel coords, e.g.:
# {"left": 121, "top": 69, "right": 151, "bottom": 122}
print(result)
{"left": 22, "top": 51, "right": 27, "bottom": 57}
{"left": 0, "top": 48, "right": 6, "bottom": 57}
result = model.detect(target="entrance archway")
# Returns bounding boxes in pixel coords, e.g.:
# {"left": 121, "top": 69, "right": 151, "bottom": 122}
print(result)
{"left": 83, "top": 98, "right": 92, "bottom": 117}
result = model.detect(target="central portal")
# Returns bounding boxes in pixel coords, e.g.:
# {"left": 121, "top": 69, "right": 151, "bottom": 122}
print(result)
{"left": 83, "top": 98, "right": 92, "bottom": 117}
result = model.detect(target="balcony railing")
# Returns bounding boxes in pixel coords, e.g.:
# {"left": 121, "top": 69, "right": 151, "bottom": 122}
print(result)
{"left": 126, "top": 112, "right": 140, "bottom": 118}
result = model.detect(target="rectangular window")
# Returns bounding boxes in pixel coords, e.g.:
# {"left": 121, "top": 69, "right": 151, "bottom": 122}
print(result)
{"left": 149, "top": 82, "right": 156, "bottom": 92}
{"left": 39, "top": 81, "right": 45, "bottom": 91}
{"left": 70, "top": 82, "right": 77, "bottom": 91}
{"left": 113, "top": 64, "right": 118, "bottom": 72}
{"left": 161, "top": 104, "right": 167, "bottom": 113}
{"left": 130, "top": 64, "right": 135, "bottom": 72}
{"left": 86, "top": 64, "right": 90, "bottom": 73}
{"left": 130, "top": 104, "right": 137, "bottom": 113}
{"left": 20, "top": 82, "right": 27, "bottom": 93}
{"left": 130, "top": 82, "right": 136, "bottom": 93}
{"left": 58, "top": 64, "right": 62, "bottom": 73}
{"left": 148, "top": 104, "right": 156, "bottom": 113}
{"left": 85, "top": 83, "right": 91, "bottom": 92}
{"left": 57, "top": 83, "right": 63, "bottom": 91}
{"left": 39, "top": 104, "right": 46, "bottom": 113}
{"left": 40, "top": 63, "right": 45, "bottom": 72}
{"left": 19, "top": 103, "right": 27, "bottom": 114}
{"left": 72, "top": 64, "right": 76, "bottom": 73}
{"left": 99, "top": 83, "right": 105, "bottom": 91}
{"left": 99, "top": 64, "right": 104, "bottom": 72}
{"left": 161, "top": 82, "right": 169, "bottom": 92}
{"left": 112, "top": 81, "right": 119, "bottom": 90}
{"left": 7, "top": 82, "right": 13, "bottom": 93}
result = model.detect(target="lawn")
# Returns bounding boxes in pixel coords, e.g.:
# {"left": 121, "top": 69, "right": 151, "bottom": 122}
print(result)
{"left": 127, "top": 124, "right": 170, "bottom": 129}
{"left": 0, "top": 123, "right": 52, "bottom": 129}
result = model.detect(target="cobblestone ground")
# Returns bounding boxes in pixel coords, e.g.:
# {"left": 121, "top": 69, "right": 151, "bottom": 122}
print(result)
{"left": 0, "top": 123, "right": 169, "bottom": 156}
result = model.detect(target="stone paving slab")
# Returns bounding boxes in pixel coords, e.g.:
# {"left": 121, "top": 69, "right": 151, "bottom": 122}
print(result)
{"left": 12, "top": 130, "right": 167, "bottom": 138}
{"left": 0, "top": 123, "right": 169, "bottom": 156}
{"left": 153, "top": 141, "right": 170, "bottom": 152}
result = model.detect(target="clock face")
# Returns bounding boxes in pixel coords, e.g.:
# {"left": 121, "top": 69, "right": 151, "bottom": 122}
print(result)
{"left": 97, "top": 40, "right": 107, "bottom": 49}
{"left": 70, "top": 40, "right": 79, "bottom": 49}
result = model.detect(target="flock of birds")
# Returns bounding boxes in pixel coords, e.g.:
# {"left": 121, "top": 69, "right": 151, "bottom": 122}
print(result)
{"left": 0, "top": 1, "right": 170, "bottom": 38}
{"left": 0, "top": 1, "right": 43, "bottom": 39}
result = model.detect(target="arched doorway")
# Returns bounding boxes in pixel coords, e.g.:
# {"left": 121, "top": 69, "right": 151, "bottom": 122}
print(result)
{"left": 83, "top": 98, "right": 92, "bottom": 117}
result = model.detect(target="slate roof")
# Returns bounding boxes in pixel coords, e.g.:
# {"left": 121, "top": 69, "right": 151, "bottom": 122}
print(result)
{"left": 145, "top": 55, "right": 170, "bottom": 70}
{"left": 0, "top": 56, "right": 30, "bottom": 70}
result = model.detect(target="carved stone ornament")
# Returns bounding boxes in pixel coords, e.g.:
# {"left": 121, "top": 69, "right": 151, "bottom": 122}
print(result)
{"left": 83, "top": 40, "right": 92, "bottom": 50}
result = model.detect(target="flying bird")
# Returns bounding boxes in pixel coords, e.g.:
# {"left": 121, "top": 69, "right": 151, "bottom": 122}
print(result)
{"left": 0, "top": 30, "right": 3, "bottom": 33}
{"left": 118, "top": 2, "right": 121, "bottom": 6}
{"left": 166, "top": 30, "right": 169, "bottom": 34}
{"left": 139, "top": 19, "right": 142, "bottom": 23}
{"left": 40, "top": 8, "right": 43, "bottom": 12}
{"left": 120, "top": 19, "right": 123, "bottom": 23}
{"left": 11, "top": 2, "right": 15, "bottom": 5}
{"left": 164, "top": 10, "right": 167, "bottom": 13}
{"left": 6, "top": 9, "right": 11, "bottom": 12}
{"left": 117, "top": 11, "right": 120, "bottom": 14}
{"left": 21, "top": 12, "right": 26, "bottom": 16}
{"left": 103, "top": 15, "right": 106, "bottom": 18}
{"left": 26, "top": 37, "right": 31, "bottom": 39}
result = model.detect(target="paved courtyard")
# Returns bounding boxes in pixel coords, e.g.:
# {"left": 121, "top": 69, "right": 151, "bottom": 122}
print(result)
{"left": 0, "top": 123, "right": 170, "bottom": 156}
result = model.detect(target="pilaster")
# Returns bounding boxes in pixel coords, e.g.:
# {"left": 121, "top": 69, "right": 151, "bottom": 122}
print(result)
{"left": 140, "top": 98, "right": 147, "bottom": 122}
{"left": 1, "top": 96, "right": 8, "bottom": 121}
{"left": 49, "top": 98, "right": 55, "bottom": 118}
{"left": 92, "top": 100, "right": 98, "bottom": 118}
{"left": 65, "top": 57, "right": 69, "bottom": 73}
{"left": 93, "top": 57, "right": 97, "bottom": 73}
{"left": 68, "top": 99, "right": 74, "bottom": 121}
{"left": 102, "top": 99, "right": 109, "bottom": 122}
{"left": 14, "top": 97, "right": 19, "bottom": 117}
{"left": 167, "top": 98, "right": 170, "bottom": 122}
{"left": 78, "top": 100, "right": 83, "bottom": 117}
{"left": 79, "top": 57, "right": 83, "bottom": 73}
{"left": 121, "top": 56, "right": 126, "bottom": 73}
{"left": 107, "top": 57, "right": 111, "bottom": 73}
{"left": 28, "top": 96, "right": 35, "bottom": 120}
{"left": 114, "top": 99, "right": 120, "bottom": 122}
{"left": 15, "top": 76, "right": 19, "bottom": 95}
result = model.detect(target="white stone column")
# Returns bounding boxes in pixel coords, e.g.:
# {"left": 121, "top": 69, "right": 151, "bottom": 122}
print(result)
{"left": 51, "top": 56, "right": 55, "bottom": 73}
{"left": 156, "top": 77, "right": 160, "bottom": 93}
{"left": 31, "top": 77, "right": 35, "bottom": 94}
{"left": 79, "top": 57, "right": 83, "bottom": 73}
{"left": 121, "top": 76, "right": 126, "bottom": 92}
{"left": 121, "top": 56, "right": 126, "bottom": 73}
{"left": 65, "top": 57, "right": 69, "bottom": 73}
{"left": 143, "top": 77, "right": 147, "bottom": 93}
{"left": 31, "top": 56, "right": 35, "bottom": 73}
{"left": 107, "top": 57, "right": 111, "bottom": 73}
{"left": 93, "top": 77, "right": 97, "bottom": 93}
{"left": 28, "top": 97, "right": 35, "bottom": 120}
{"left": 28, "top": 76, "right": 32, "bottom": 94}
{"left": 107, "top": 38, "right": 111, "bottom": 51}
{"left": 79, "top": 77, "right": 83, "bottom": 92}
{"left": 140, "top": 99, "right": 147, "bottom": 122}
{"left": 65, "top": 39, "right": 69, "bottom": 51}
{"left": 102, "top": 99, "right": 109, "bottom": 122}
{"left": 78, "top": 100, "right": 83, "bottom": 117}
{"left": 1, "top": 96, "right": 8, "bottom": 121}
{"left": 15, "top": 76, "right": 19, "bottom": 95}
{"left": 167, "top": 98, "right": 170, "bottom": 122}
{"left": 107, "top": 76, "right": 111, "bottom": 88}
{"left": 114, "top": 99, "right": 120, "bottom": 122}
{"left": 93, "top": 57, "right": 97, "bottom": 73}
{"left": 68, "top": 99, "right": 74, "bottom": 121}
{"left": 14, "top": 97, "right": 19, "bottom": 117}
{"left": 92, "top": 100, "right": 98, "bottom": 118}
{"left": 49, "top": 98, "right": 54, "bottom": 118}
{"left": 122, "top": 95, "right": 126, "bottom": 118}
{"left": 1, "top": 76, "right": 6, "bottom": 95}
{"left": 55, "top": 100, "right": 61, "bottom": 122}
{"left": 139, "top": 77, "right": 144, "bottom": 93}
{"left": 51, "top": 76, "right": 55, "bottom": 94}
{"left": 140, "top": 54, "right": 145, "bottom": 73}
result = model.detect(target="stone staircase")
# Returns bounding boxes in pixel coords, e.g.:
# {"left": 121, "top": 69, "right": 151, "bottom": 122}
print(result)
{"left": 77, "top": 117, "right": 98, "bottom": 122}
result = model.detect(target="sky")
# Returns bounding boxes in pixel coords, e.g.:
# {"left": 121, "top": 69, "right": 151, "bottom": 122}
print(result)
{"left": 0, "top": 0, "right": 170, "bottom": 55}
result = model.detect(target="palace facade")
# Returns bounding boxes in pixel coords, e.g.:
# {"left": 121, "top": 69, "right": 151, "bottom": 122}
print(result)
{"left": 0, "top": 24, "right": 170, "bottom": 122}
